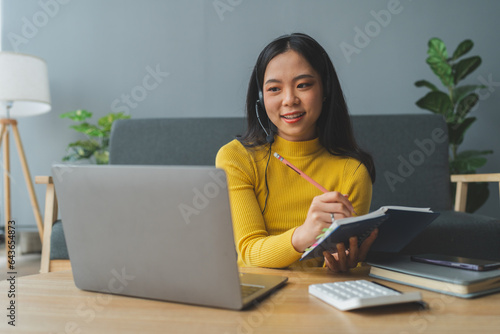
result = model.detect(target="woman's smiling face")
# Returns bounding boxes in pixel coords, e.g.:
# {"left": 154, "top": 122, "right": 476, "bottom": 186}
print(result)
{"left": 263, "top": 49, "right": 324, "bottom": 142}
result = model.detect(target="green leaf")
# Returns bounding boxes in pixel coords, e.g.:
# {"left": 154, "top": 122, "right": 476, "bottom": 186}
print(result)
{"left": 67, "top": 146, "right": 95, "bottom": 159}
{"left": 70, "top": 124, "right": 106, "bottom": 137}
{"left": 68, "top": 122, "right": 90, "bottom": 132}
{"left": 456, "top": 93, "right": 479, "bottom": 120}
{"left": 101, "top": 137, "right": 109, "bottom": 148}
{"left": 427, "top": 38, "right": 448, "bottom": 60}
{"left": 67, "top": 140, "right": 100, "bottom": 151}
{"left": 98, "top": 112, "right": 130, "bottom": 132}
{"left": 454, "top": 56, "right": 482, "bottom": 84}
{"left": 456, "top": 157, "right": 487, "bottom": 171}
{"left": 452, "top": 39, "right": 473, "bottom": 60}
{"left": 426, "top": 38, "right": 453, "bottom": 87}
{"left": 427, "top": 57, "right": 453, "bottom": 87}
{"left": 452, "top": 85, "right": 485, "bottom": 104}
{"left": 415, "top": 91, "right": 452, "bottom": 116}
{"left": 62, "top": 153, "right": 82, "bottom": 162}
{"left": 414, "top": 80, "right": 439, "bottom": 91}
{"left": 60, "top": 109, "right": 92, "bottom": 122}
{"left": 456, "top": 149, "right": 493, "bottom": 160}
{"left": 450, "top": 151, "right": 491, "bottom": 173}
{"left": 448, "top": 117, "right": 476, "bottom": 146}
{"left": 94, "top": 151, "right": 110, "bottom": 164}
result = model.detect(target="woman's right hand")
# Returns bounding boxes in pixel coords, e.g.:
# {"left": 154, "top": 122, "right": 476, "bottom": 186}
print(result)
{"left": 292, "top": 191, "right": 355, "bottom": 253}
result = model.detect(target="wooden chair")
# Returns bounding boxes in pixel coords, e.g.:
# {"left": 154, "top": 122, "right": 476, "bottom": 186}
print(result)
{"left": 35, "top": 176, "right": 71, "bottom": 273}
{"left": 452, "top": 173, "right": 500, "bottom": 212}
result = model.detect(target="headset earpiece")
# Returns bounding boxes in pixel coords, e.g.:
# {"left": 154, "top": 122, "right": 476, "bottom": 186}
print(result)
{"left": 255, "top": 67, "right": 265, "bottom": 111}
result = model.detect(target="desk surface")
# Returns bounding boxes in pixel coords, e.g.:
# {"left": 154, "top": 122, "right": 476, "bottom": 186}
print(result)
{"left": 1, "top": 266, "right": 500, "bottom": 333}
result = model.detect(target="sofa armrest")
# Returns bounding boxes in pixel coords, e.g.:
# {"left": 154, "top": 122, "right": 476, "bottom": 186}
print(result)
{"left": 450, "top": 173, "right": 500, "bottom": 212}
{"left": 35, "top": 176, "right": 58, "bottom": 273}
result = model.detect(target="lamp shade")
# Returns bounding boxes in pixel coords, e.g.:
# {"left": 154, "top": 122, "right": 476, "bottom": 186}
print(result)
{"left": 0, "top": 52, "right": 51, "bottom": 118}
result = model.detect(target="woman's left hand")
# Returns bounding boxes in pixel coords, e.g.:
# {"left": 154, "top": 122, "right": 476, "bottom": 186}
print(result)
{"left": 323, "top": 228, "right": 378, "bottom": 273}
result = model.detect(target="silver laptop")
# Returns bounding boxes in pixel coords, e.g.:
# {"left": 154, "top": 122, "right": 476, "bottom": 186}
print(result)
{"left": 52, "top": 164, "right": 287, "bottom": 310}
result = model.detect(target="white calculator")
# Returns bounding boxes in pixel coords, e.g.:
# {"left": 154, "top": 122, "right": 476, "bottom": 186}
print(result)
{"left": 309, "top": 280, "right": 423, "bottom": 311}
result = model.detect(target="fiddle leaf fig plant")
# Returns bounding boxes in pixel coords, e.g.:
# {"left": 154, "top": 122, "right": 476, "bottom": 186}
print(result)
{"left": 60, "top": 109, "right": 130, "bottom": 164}
{"left": 415, "top": 38, "right": 492, "bottom": 212}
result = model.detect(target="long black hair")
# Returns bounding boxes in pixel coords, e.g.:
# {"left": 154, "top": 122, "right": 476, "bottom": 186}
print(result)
{"left": 240, "top": 33, "right": 375, "bottom": 183}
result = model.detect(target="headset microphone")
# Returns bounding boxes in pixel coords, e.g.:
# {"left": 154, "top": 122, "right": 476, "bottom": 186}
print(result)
{"left": 266, "top": 134, "right": 275, "bottom": 144}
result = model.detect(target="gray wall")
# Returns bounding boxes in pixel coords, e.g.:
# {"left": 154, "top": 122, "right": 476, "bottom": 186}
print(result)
{"left": 2, "top": 0, "right": 499, "bottom": 229}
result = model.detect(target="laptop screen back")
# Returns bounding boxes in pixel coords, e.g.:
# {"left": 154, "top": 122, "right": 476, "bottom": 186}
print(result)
{"left": 52, "top": 165, "right": 244, "bottom": 309}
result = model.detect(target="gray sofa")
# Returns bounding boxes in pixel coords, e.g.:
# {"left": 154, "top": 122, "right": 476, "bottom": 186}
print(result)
{"left": 47, "top": 114, "right": 500, "bottom": 265}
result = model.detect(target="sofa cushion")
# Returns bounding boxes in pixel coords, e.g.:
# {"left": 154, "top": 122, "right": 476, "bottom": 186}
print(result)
{"left": 109, "top": 118, "right": 247, "bottom": 166}
{"left": 400, "top": 210, "right": 500, "bottom": 261}
{"left": 50, "top": 220, "right": 69, "bottom": 260}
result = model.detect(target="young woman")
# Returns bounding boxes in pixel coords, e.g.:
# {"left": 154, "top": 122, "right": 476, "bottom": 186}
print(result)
{"left": 216, "top": 33, "right": 377, "bottom": 272}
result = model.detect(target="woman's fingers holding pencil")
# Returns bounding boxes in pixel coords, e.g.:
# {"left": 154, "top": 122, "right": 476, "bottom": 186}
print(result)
{"left": 308, "top": 192, "right": 353, "bottom": 225}
{"left": 316, "top": 192, "right": 356, "bottom": 221}
{"left": 321, "top": 191, "right": 356, "bottom": 217}
{"left": 292, "top": 197, "right": 334, "bottom": 252}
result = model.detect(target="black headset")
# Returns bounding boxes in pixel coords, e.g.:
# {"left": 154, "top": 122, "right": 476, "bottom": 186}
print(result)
{"left": 254, "top": 65, "right": 274, "bottom": 213}
{"left": 254, "top": 67, "right": 275, "bottom": 144}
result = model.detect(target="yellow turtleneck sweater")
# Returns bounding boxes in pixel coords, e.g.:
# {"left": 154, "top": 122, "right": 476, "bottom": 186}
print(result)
{"left": 215, "top": 135, "right": 372, "bottom": 268}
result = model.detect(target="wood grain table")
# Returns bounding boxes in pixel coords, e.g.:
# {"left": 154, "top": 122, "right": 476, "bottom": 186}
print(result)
{"left": 1, "top": 265, "right": 499, "bottom": 333}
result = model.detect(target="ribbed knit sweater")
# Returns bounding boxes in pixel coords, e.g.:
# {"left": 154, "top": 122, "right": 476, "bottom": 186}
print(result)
{"left": 215, "top": 135, "right": 372, "bottom": 268}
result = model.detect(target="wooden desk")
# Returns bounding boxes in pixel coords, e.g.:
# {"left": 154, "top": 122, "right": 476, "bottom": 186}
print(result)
{"left": 1, "top": 266, "right": 499, "bottom": 333}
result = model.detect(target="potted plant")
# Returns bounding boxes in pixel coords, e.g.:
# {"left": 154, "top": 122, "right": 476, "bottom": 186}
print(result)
{"left": 414, "top": 37, "right": 492, "bottom": 213}
{"left": 60, "top": 109, "right": 130, "bottom": 164}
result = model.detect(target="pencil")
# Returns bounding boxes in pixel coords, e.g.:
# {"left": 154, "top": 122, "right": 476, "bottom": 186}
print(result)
{"left": 273, "top": 152, "right": 357, "bottom": 216}
{"left": 273, "top": 152, "right": 329, "bottom": 193}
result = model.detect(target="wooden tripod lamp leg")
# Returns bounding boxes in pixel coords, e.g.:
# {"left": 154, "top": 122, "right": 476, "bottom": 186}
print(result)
{"left": 11, "top": 121, "right": 44, "bottom": 241}
{"left": 0, "top": 124, "right": 6, "bottom": 149}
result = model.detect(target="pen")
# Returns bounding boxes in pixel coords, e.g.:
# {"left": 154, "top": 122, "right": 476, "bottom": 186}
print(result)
{"left": 273, "top": 152, "right": 357, "bottom": 216}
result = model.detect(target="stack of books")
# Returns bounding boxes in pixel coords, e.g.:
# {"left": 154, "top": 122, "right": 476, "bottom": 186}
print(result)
{"left": 368, "top": 255, "right": 500, "bottom": 298}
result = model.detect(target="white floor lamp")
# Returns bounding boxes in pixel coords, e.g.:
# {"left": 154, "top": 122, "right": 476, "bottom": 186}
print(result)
{"left": 0, "top": 52, "right": 51, "bottom": 260}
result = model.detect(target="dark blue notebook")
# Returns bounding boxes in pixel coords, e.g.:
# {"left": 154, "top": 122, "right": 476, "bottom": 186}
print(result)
{"left": 300, "top": 206, "right": 440, "bottom": 261}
